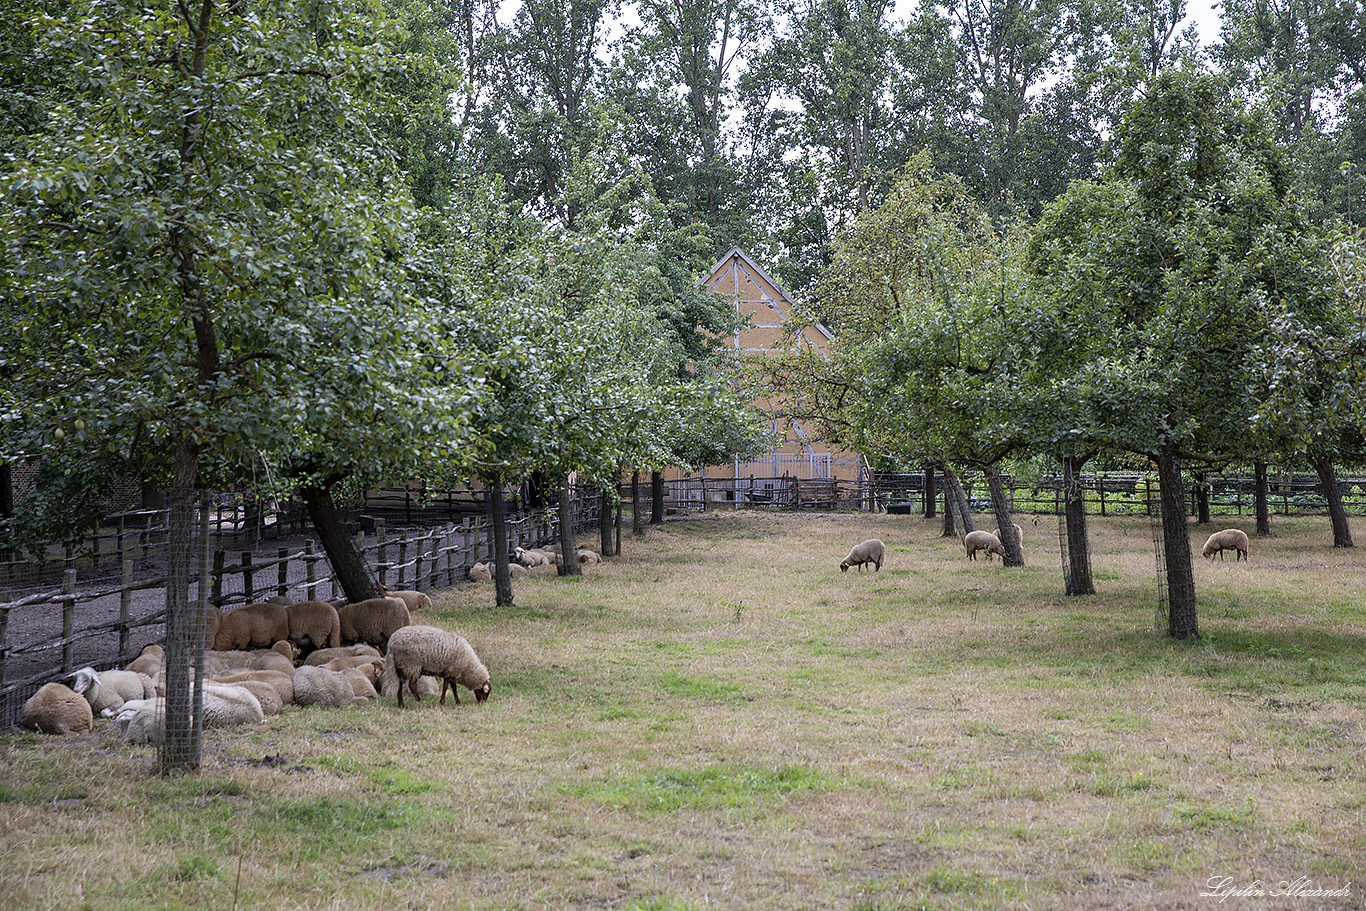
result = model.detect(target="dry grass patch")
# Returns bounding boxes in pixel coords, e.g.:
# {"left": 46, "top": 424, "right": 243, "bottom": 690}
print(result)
{"left": 1, "top": 511, "right": 1363, "bottom": 910}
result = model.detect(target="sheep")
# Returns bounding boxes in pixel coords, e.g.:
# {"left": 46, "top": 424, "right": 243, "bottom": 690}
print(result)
{"left": 514, "top": 547, "right": 553, "bottom": 568}
{"left": 995, "top": 523, "right": 1024, "bottom": 546}
{"left": 225, "top": 679, "right": 285, "bottom": 715}
{"left": 337, "top": 596, "right": 411, "bottom": 650}
{"left": 316, "top": 655, "right": 384, "bottom": 681}
{"left": 291, "top": 665, "right": 370, "bottom": 707}
{"left": 251, "top": 640, "right": 300, "bottom": 675}
{"left": 123, "top": 643, "right": 164, "bottom": 678}
{"left": 286, "top": 600, "right": 342, "bottom": 653}
{"left": 342, "top": 668, "right": 379, "bottom": 700}
{"left": 213, "top": 602, "right": 289, "bottom": 651}
{"left": 201, "top": 682, "right": 266, "bottom": 727}
{"left": 20, "top": 683, "right": 95, "bottom": 735}
{"left": 964, "top": 530, "right": 1005, "bottom": 562}
{"left": 69, "top": 666, "right": 156, "bottom": 716}
{"left": 468, "top": 562, "right": 491, "bottom": 582}
{"left": 377, "top": 583, "right": 433, "bottom": 613}
{"left": 378, "top": 661, "right": 441, "bottom": 702}
{"left": 840, "top": 538, "right": 886, "bottom": 572}
{"left": 577, "top": 550, "right": 602, "bottom": 565}
{"left": 384, "top": 624, "right": 491, "bottom": 708}
{"left": 113, "top": 697, "right": 164, "bottom": 744}
{"left": 303, "top": 644, "right": 382, "bottom": 667}
{"left": 1203, "top": 528, "right": 1250, "bottom": 561}
{"left": 507, "top": 562, "right": 531, "bottom": 579}
{"left": 213, "top": 670, "right": 294, "bottom": 707}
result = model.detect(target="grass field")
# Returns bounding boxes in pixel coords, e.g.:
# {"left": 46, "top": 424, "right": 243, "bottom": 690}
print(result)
{"left": 1, "top": 512, "right": 1363, "bottom": 910}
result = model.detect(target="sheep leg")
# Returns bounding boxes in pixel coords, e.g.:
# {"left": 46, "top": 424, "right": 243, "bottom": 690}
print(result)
{"left": 439, "top": 679, "right": 449, "bottom": 706}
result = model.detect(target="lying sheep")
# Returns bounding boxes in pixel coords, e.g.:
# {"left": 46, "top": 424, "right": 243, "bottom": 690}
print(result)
{"left": 123, "top": 643, "right": 164, "bottom": 678}
{"left": 201, "top": 682, "right": 266, "bottom": 727}
{"left": 513, "top": 547, "right": 553, "bottom": 568}
{"left": 377, "top": 583, "right": 433, "bottom": 613}
{"left": 113, "top": 697, "right": 164, "bottom": 744}
{"left": 964, "top": 530, "right": 1005, "bottom": 562}
{"left": 468, "top": 562, "right": 491, "bottom": 582}
{"left": 343, "top": 668, "right": 379, "bottom": 700}
{"left": 20, "top": 682, "right": 94, "bottom": 735}
{"left": 225, "top": 679, "right": 284, "bottom": 715}
{"left": 251, "top": 640, "right": 300, "bottom": 675}
{"left": 577, "top": 550, "right": 601, "bottom": 565}
{"left": 316, "top": 655, "right": 384, "bottom": 681}
{"left": 1203, "top": 528, "right": 1250, "bottom": 561}
{"left": 385, "top": 625, "right": 491, "bottom": 708}
{"left": 70, "top": 666, "right": 156, "bottom": 716}
{"left": 304, "top": 644, "right": 382, "bottom": 667}
{"left": 213, "top": 602, "right": 289, "bottom": 650}
{"left": 214, "top": 669, "right": 294, "bottom": 707}
{"left": 337, "top": 596, "right": 411, "bottom": 650}
{"left": 292, "top": 665, "right": 370, "bottom": 707}
{"left": 508, "top": 562, "right": 530, "bottom": 579}
{"left": 840, "top": 538, "right": 886, "bottom": 572}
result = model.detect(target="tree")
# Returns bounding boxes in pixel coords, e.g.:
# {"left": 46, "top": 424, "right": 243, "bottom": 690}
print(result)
{"left": 1, "top": 0, "right": 478, "bottom": 768}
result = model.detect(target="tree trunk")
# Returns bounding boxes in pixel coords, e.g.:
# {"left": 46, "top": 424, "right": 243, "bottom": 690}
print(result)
{"left": 490, "top": 476, "right": 513, "bottom": 606}
{"left": 0, "top": 463, "right": 11, "bottom": 518}
{"left": 1254, "top": 459, "right": 1271, "bottom": 536}
{"left": 1312, "top": 453, "right": 1354, "bottom": 548}
{"left": 984, "top": 462, "right": 1023, "bottom": 566}
{"left": 599, "top": 489, "right": 613, "bottom": 557}
{"left": 301, "top": 482, "right": 377, "bottom": 603}
{"left": 632, "top": 469, "right": 644, "bottom": 536}
{"left": 940, "top": 465, "right": 956, "bottom": 537}
{"left": 161, "top": 435, "right": 202, "bottom": 773}
{"left": 650, "top": 470, "right": 664, "bottom": 525}
{"left": 923, "top": 464, "right": 936, "bottom": 519}
{"left": 1062, "top": 454, "right": 1094, "bottom": 596}
{"left": 1155, "top": 443, "right": 1198, "bottom": 639}
{"left": 557, "top": 474, "right": 582, "bottom": 576}
{"left": 1194, "top": 471, "right": 1210, "bottom": 524}
{"left": 615, "top": 490, "right": 622, "bottom": 556}
{"left": 941, "top": 464, "right": 976, "bottom": 534}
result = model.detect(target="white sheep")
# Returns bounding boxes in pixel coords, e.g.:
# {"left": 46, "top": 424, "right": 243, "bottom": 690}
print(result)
{"left": 20, "top": 682, "right": 95, "bottom": 735}
{"left": 113, "top": 697, "right": 164, "bottom": 744}
{"left": 213, "top": 669, "right": 295, "bottom": 707}
{"left": 964, "top": 530, "right": 1005, "bottom": 562}
{"left": 201, "top": 682, "right": 266, "bottom": 727}
{"left": 513, "top": 547, "right": 553, "bottom": 568}
{"left": 995, "top": 523, "right": 1024, "bottom": 546}
{"left": 385, "top": 624, "right": 491, "bottom": 708}
{"left": 291, "top": 665, "right": 370, "bottom": 707}
{"left": 377, "top": 583, "right": 433, "bottom": 613}
{"left": 1203, "top": 528, "right": 1249, "bottom": 561}
{"left": 468, "top": 562, "right": 491, "bottom": 582}
{"left": 69, "top": 666, "right": 156, "bottom": 716}
{"left": 577, "top": 550, "right": 601, "bottom": 565}
{"left": 840, "top": 538, "right": 886, "bottom": 572}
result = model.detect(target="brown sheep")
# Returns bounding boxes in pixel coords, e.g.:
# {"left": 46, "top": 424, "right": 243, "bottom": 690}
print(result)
{"left": 337, "top": 596, "right": 411, "bottom": 650}
{"left": 286, "top": 600, "right": 342, "bottom": 652}
{"left": 213, "top": 602, "right": 289, "bottom": 651}
{"left": 377, "top": 583, "right": 433, "bottom": 613}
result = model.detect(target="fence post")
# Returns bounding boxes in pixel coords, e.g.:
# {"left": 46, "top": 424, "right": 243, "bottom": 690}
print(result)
{"left": 463, "top": 520, "right": 473, "bottom": 578}
{"left": 398, "top": 540, "right": 408, "bottom": 587}
{"left": 241, "top": 551, "right": 255, "bottom": 604}
{"left": 378, "top": 528, "right": 388, "bottom": 587}
{"left": 119, "top": 559, "right": 134, "bottom": 663}
{"left": 211, "top": 551, "right": 225, "bottom": 605}
{"left": 304, "top": 539, "right": 318, "bottom": 602}
{"left": 0, "top": 604, "right": 8, "bottom": 696}
{"left": 61, "top": 568, "right": 76, "bottom": 674}
{"left": 277, "top": 547, "right": 289, "bottom": 598}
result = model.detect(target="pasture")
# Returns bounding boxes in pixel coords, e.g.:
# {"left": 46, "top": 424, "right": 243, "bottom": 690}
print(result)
{"left": 0, "top": 512, "right": 1362, "bottom": 910}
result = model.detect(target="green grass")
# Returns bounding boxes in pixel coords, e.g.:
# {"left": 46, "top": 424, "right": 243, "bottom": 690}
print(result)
{"left": 2, "top": 512, "right": 1363, "bottom": 911}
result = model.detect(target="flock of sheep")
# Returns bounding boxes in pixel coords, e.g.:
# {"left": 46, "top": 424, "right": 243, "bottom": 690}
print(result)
{"left": 19, "top": 582, "right": 490, "bottom": 740}
{"left": 18, "top": 521, "right": 1251, "bottom": 739}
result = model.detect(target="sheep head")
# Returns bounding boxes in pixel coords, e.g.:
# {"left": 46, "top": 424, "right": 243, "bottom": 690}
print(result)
{"left": 839, "top": 561, "right": 850, "bottom": 572}
{"left": 473, "top": 681, "right": 491, "bottom": 703}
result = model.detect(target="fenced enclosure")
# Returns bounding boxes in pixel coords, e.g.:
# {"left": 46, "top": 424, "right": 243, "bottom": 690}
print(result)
{"left": 0, "top": 488, "right": 599, "bottom": 730}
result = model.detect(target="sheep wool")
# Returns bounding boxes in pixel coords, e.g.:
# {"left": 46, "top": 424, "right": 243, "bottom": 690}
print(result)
{"left": 201, "top": 683, "right": 266, "bottom": 727}
{"left": 964, "top": 530, "right": 1005, "bottom": 562}
{"left": 286, "top": 600, "right": 343, "bottom": 652}
{"left": 213, "top": 669, "right": 295, "bottom": 707}
{"left": 840, "top": 539, "right": 886, "bottom": 572}
{"left": 1203, "top": 528, "right": 1250, "bottom": 561}
{"left": 114, "top": 697, "right": 164, "bottom": 744}
{"left": 304, "top": 644, "right": 383, "bottom": 667}
{"left": 385, "top": 624, "right": 491, "bottom": 708}
{"left": 123, "top": 643, "right": 164, "bottom": 678}
{"left": 377, "top": 584, "right": 434, "bottom": 613}
{"left": 70, "top": 666, "right": 156, "bottom": 715}
{"left": 337, "top": 596, "right": 411, "bottom": 650}
{"left": 513, "top": 547, "right": 553, "bottom": 568}
{"left": 292, "top": 665, "right": 369, "bottom": 707}
{"left": 468, "top": 562, "right": 492, "bottom": 582}
{"left": 20, "top": 683, "right": 95, "bottom": 735}
{"left": 213, "top": 602, "right": 289, "bottom": 650}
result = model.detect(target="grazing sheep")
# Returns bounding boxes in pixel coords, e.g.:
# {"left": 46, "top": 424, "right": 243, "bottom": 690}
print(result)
{"left": 1203, "top": 528, "right": 1250, "bottom": 561}
{"left": 513, "top": 547, "right": 553, "bottom": 568}
{"left": 123, "top": 643, "right": 164, "bottom": 678}
{"left": 213, "top": 670, "right": 294, "bottom": 707}
{"left": 286, "top": 600, "right": 342, "bottom": 652}
{"left": 964, "top": 530, "right": 1005, "bottom": 562}
{"left": 291, "top": 665, "right": 369, "bottom": 707}
{"left": 304, "top": 644, "right": 383, "bottom": 667}
{"left": 213, "top": 602, "right": 289, "bottom": 651}
{"left": 840, "top": 538, "right": 886, "bottom": 572}
{"left": 378, "top": 662, "right": 441, "bottom": 702}
{"left": 385, "top": 625, "right": 491, "bottom": 708}
{"left": 468, "top": 562, "right": 491, "bottom": 582}
{"left": 20, "top": 683, "right": 94, "bottom": 735}
{"left": 337, "top": 597, "right": 411, "bottom": 650}
{"left": 377, "top": 583, "right": 433, "bottom": 613}
{"left": 69, "top": 666, "right": 156, "bottom": 715}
